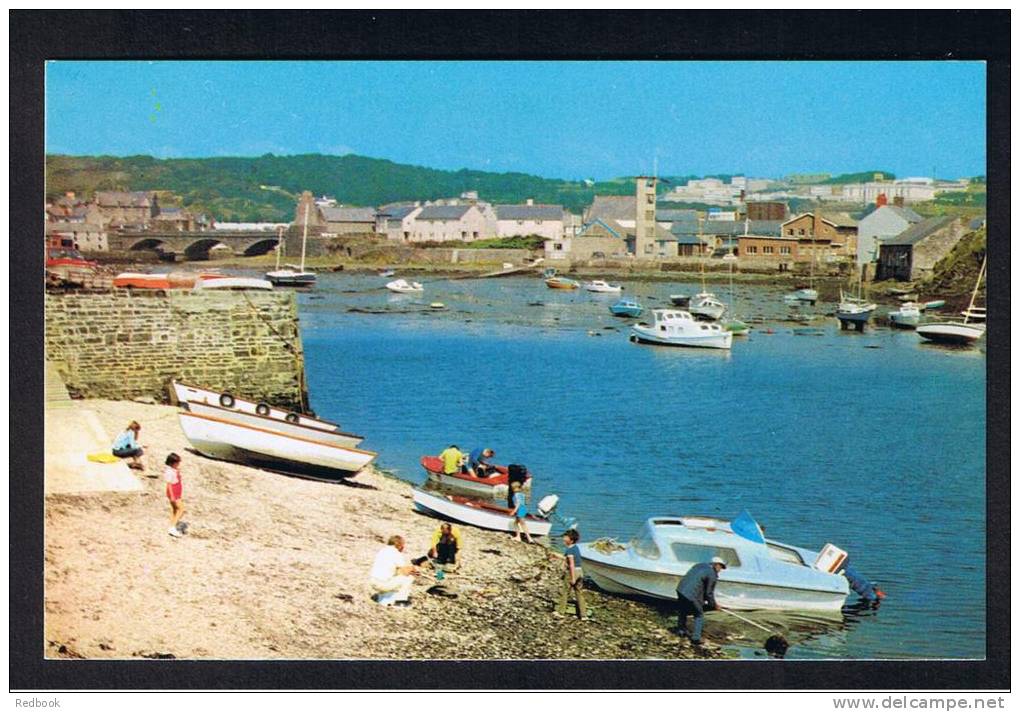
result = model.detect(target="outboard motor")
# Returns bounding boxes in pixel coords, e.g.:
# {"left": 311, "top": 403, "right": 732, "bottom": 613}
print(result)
{"left": 536, "top": 494, "right": 559, "bottom": 518}
{"left": 536, "top": 494, "right": 578, "bottom": 531}
{"left": 842, "top": 560, "right": 885, "bottom": 606}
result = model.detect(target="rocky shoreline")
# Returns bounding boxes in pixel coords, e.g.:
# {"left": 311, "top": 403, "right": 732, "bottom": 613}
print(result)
{"left": 45, "top": 399, "right": 725, "bottom": 660}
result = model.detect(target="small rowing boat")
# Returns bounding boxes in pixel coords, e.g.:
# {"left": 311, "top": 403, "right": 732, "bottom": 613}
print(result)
{"left": 412, "top": 488, "right": 555, "bottom": 537}
{"left": 545, "top": 276, "right": 581, "bottom": 290}
{"left": 420, "top": 456, "right": 532, "bottom": 498}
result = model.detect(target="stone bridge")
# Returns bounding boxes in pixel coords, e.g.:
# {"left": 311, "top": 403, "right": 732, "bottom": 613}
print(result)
{"left": 108, "top": 230, "right": 283, "bottom": 260}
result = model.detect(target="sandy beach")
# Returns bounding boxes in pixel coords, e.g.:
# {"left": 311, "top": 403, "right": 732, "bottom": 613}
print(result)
{"left": 44, "top": 399, "right": 721, "bottom": 660}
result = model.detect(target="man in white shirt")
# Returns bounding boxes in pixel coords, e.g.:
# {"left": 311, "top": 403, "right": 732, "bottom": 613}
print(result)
{"left": 370, "top": 535, "right": 419, "bottom": 606}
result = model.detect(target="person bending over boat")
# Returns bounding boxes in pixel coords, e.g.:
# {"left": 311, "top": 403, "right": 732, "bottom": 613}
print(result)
{"left": 554, "top": 529, "right": 590, "bottom": 620}
{"left": 675, "top": 557, "right": 727, "bottom": 645}
{"left": 428, "top": 522, "right": 462, "bottom": 570}
{"left": 111, "top": 421, "right": 145, "bottom": 470}
{"left": 509, "top": 482, "right": 533, "bottom": 544}
{"left": 370, "top": 535, "right": 420, "bottom": 607}
{"left": 467, "top": 447, "right": 496, "bottom": 477}
{"left": 439, "top": 444, "right": 466, "bottom": 475}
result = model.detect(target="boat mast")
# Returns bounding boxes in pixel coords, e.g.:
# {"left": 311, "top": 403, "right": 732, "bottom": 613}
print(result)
{"left": 963, "top": 256, "right": 987, "bottom": 325}
{"left": 275, "top": 226, "right": 283, "bottom": 271}
{"left": 300, "top": 201, "right": 309, "bottom": 273}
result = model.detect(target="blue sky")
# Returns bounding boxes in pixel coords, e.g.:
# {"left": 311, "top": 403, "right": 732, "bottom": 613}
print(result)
{"left": 45, "top": 60, "right": 986, "bottom": 180}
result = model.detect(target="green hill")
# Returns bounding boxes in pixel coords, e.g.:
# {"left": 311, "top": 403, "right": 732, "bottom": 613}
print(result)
{"left": 45, "top": 154, "right": 640, "bottom": 221}
{"left": 821, "top": 171, "right": 896, "bottom": 184}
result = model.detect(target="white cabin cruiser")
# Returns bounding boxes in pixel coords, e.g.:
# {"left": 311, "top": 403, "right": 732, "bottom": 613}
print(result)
{"left": 584, "top": 279, "right": 623, "bottom": 293}
{"left": 689, "top": 292, "right": 727, "bottom": 321}
{"left": 386, "top": 278, "right": 424, "bottom": 294}
{"left": 579, "top": 512, "right": 865, "bottom": 613}
{"left": 630, "top": 309, "right": 732, "bottom": 350}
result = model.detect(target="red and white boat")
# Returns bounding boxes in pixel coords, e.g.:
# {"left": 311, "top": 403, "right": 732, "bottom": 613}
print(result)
{"left": 420, "top": 456, "right": 532, "bottom": 498}
{"left": 113, "top": 271, "right": 225, "bottom": 290}
{"left": 412, "top": 488, "right": 555, "bottom": 537}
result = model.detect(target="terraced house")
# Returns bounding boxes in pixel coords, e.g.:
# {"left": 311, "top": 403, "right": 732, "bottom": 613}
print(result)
{"left": 408, "top": 203, "right": 497, "bottom": 243}
{"left": 495, "top": 200, "right": 570, "bottom": 241}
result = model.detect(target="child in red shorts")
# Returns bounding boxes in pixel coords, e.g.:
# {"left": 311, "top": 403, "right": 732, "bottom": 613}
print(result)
{"left": 164, "top": 453, "right": 185, "bottom": 537}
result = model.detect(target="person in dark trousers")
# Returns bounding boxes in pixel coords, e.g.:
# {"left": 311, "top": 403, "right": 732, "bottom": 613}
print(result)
{"left": 675, "top": 556, "right": 727, "bottom": 644}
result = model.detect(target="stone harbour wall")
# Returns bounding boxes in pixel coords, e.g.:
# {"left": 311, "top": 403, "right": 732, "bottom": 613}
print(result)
{"left": 45, "top": 290, "right": 308, "bottom": 410}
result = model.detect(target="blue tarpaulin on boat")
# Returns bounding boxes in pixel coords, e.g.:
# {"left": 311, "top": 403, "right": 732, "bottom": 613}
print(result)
{"left": 731, "top": 510, "right": 766, "bottom": 544}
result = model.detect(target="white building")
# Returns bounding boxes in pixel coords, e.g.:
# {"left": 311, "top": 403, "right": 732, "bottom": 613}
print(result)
{"left": 495, "top": 200, "right": 569, "bottom": 241}
{"left": 842, "top": 180, "right": 937, "bottom": 204}
{"left": 855, "top": 205, "right": 923, "bottom": 265}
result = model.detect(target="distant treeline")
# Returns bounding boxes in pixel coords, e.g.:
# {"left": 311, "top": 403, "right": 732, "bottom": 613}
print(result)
{"left": 45, "top": 153, "right": 642, "bottom": 221}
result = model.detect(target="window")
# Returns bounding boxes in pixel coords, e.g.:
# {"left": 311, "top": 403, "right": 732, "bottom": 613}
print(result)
{"left": 787, "top": 229, "right": 794, "bottom": 236}
{"left": 473, "top": 232, "right": 479, "bottom": 238}
{"left": 798, "top": 228, "right": 805, "bottom": 236}
{"left": 646, "top": 194, "right": 655, "bottom": 204}
{"left": 780, "top": 246, "right": 791, "bottom": 255}
{"left": 767, "top": 544, "right": 804, "bottom": 566}
{"left": 763, "top": 246, "right": 774, "bottom": 254}
{"left": 461, "top": 231, "right": 467, "bottom": 239}
{"left": 554, "top": 243, "right": 563, "bottom": 251}
{"left": 645, "top": 211, "right": 654, "bottom": 221}
{"left": 517, "top": 220, "right": 524, "bottom": 226}
{"left": 746, "top": 245, "right": 757, "bottom": 254}
{"left": 670, "top": 543, "right": 741, "bottom": 568}
{"left": 628, "top": 522, "right": 660, "bottom": 558}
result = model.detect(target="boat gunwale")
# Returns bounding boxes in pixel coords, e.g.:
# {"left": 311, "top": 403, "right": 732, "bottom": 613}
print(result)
{"left": 172, "top": 380, "right": 337, "bottom": 428}
{"left": 184, "top": 400, "right": 363, "bottom": 440}
{"left": 179, "top": 411, "right": 377, "bottom": 457}
{"left": 412, "top": 488, "right": 550, "bottom": 525}
{"left": 578, "top": 547, "right": 848, "bottom": 596}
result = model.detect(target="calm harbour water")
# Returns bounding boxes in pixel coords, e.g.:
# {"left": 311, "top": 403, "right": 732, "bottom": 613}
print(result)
{"left": 294, "top": 273, "right": 986, "bottom": 660}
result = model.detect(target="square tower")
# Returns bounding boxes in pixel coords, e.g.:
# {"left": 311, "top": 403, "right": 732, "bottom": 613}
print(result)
{"left": 635, "top": 176, "right": 658, "bottom": 257}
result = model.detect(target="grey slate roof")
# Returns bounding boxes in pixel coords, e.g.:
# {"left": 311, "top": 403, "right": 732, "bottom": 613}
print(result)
{"left": 495, "top": 204, "right": 564, "bottom": 221}
{"left": 585, "top": 195, "right": 636, "bottom": 222}
{"left": 96, "top": 191, "right": 153, "bottom": 207}
{"left": 321, "top": 206, "right": 377, "bottom": 223}
{"left": 656, "top": 209, "right": 699, "bottom": 222}
{"left": 378, "top": 205, "right": 418, "bottom": 220}
{"left": 883, "top": 216, "right": 955, "bottom": 246}
{"left": 417, "top": 205, "right": 471, "bottom": 221}
{"left": 885, "top": 205, "right": 923, "bottom": 223}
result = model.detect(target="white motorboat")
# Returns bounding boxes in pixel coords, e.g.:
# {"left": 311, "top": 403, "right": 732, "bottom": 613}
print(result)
{"left": 584, "top": 279, "right": 622, "bottom": 293}
{"left": 194, "top": 276, "right": 274, "bottom": 291}
{"left": 784, "top": 288, "right": 818, "bottom": 305}
{"left": 185, "top": 400, "right": 364, "bottom": 448}
{"left": 630, "top": 309, "right": 733, "bottom": 350}
{"left": 578, "top": 513, "right": 857, "bottom": 613}
{"left": 178, "top": 412, "right": 376, "bottom": 480}
{"left": 688, "top": 293, "right": 727, "bottom": 321}
{"left": 412, "top": 488, "right": 556, "bottom": 537}
{"left": 170, "top": 381, "right": 340, "bottom": 433}
{"left": 888, "top": 302, "right": 922, "bottom": 329}
{"left": 266, "top": 267, "right": 317, "bottom": 287}
{"left": 918, "top": 257, "right": 986, "bottom": 345}
{"left": 386, "top": 278, "right": 424, "bottom": 294}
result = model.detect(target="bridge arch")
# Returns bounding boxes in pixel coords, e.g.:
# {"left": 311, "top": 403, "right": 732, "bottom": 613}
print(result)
{"left": 183, "top": 238, "right": 227, "bottom": 261}
{"left": 242, "top": 238, "right": 280, "bottom": 257}
{"left": 129, "top": 238, "right": 167, "bottom": 252}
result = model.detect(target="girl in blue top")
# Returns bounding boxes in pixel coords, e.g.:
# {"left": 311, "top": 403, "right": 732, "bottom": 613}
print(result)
{"left": 509, "top": 481, "right": 533, "bottom": 543}
{"left": 111, "top": 421, "right": 144, "bottom": 470}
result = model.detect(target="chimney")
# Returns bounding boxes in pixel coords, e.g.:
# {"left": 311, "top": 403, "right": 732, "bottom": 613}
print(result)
{"left": 526, "top": 198, "right": 534, "bottom": 206}
{"left": 876, "top": 193, "right": 888, "bottom": 208}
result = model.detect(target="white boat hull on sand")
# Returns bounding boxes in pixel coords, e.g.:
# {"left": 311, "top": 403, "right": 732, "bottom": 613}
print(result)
{"left": 195, "top": 277, "right": 274, "bottom": 291}
{"left": 185, "top": 401, "right": 364, "bottom": 448}
{"left": 179, "top": 412, "right": 376, "bottom": 479}
{"left": 579, "top": 554, "right": 847, "bottom": 613}
{"left": 412, "top": 488, "right": 552, "bottom": 537}
{"left": 386, "top": 279, "right": 424, "bottom": 293}
{"left": 917, "top": 322, "right": 986, "bottom": 344}
{"left": 171, "top": 381, "right": 339, "bottom": 433}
